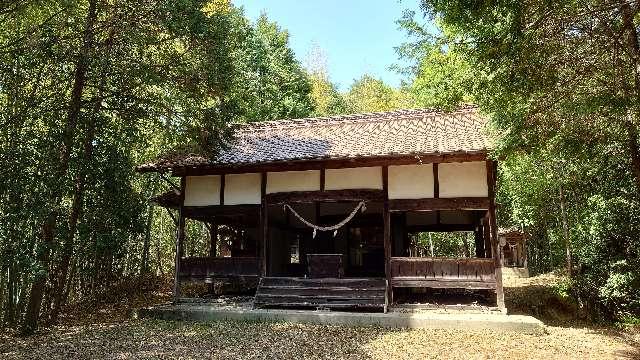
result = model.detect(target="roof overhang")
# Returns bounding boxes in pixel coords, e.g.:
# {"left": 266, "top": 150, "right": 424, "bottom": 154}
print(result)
{"left": 138, "top": 150, "right": 489, "bottom": 177}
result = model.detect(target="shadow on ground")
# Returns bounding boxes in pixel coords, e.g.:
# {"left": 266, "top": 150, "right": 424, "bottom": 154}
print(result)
{"left": 0, "top": 273, "right": 637, "bottom": 359}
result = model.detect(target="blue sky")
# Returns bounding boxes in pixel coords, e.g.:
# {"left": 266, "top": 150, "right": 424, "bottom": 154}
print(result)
{"left": 233, "top": 0, "right": 424, "bottom": 91}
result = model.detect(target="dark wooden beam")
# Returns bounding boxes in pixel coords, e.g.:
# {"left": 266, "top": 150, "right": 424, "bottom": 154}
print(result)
{"left": 316, "top": 167, "right": 324, "bottom": 223}
{"left": 382, "top": 165, "right": 391, "bottom": 310}
{"left": 319, "top": 213, "right": 382, "bottom": 227}
{"left": 170, "top": 152, "right": 488, "bottom": 176}
{"left": 433, "top": 163, "right": 439, "bottom": 198}
{"left": 174, "top": 176, "right": 187, "bottom": 303}
{"left": 474, "top": 225, "right": 485, "bottom": 258}
{"left": 182, "top": 204, "right": 260, "bottom": 218}
{"left": 406, "top": 224, "right": 476, "bottom": 232}
{"left": 319, "top": 167, "right": 326, "bottom": 191}
{"left": 219, "top": 174, "right": 225, "bottom": 206}
{"left": 388, "top": 197, "right": 490, "bottom": 212}
{"left": 207, "top": 219, "right": 217, "bottom": 294}
{"left": 260, "top": 172, "right": 267, "bottom": 277}
{"left": 265, "top": 189, "right": 385, "bottom": 204}
{"left": 382, "top": 165, "right": 389, "bottom": 198}
{"left": 486, "top": 160, "right": 505, "bottom": 310}
{"left": 186, "top": 214, "right": 258, "bottom": 226}
{"left": 483, "top": 216, "right": 491, "bottom": 258}
{"left": 209, "top": 219, "right": 217, "bottom": 258}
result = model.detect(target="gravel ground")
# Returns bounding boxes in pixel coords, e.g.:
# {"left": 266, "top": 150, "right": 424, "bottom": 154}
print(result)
{"left": 1, "top": 319, "right": 638, "bottom": 360}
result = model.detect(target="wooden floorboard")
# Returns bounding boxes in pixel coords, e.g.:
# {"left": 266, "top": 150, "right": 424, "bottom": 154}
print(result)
{"left": 254, "top": 277, "right": 386, "bottom": 310}
{"left": 391, "top": 278, "right": 497, "bottom": 290}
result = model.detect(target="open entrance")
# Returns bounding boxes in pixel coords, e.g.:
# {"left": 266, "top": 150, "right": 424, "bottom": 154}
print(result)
{"left": 389, "top": 210, "right": 498, "bottom": 310}
{"left": 265, "top": 201, "right": 385, "bottom": 278}
{"left": 175, "top": 207, "right": 261, "bottom": 298}
{"left": 407, "top": 231, "right": 476, "bottom": 258}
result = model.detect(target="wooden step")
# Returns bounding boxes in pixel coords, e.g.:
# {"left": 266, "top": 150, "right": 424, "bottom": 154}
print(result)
{"left": 254, "top": 277, "right": 386, "bottom": 310}
{"left": 255, "top": 294, "right": 384, "bottom": 305}
{"left": 260, "top": 277, "right": 385, "bottom": 288}
{"left": 258, "top": 286, "right": 385, "bottom": 297}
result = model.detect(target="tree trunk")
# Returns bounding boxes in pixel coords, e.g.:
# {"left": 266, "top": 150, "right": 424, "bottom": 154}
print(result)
{"left": 624, "top": 120, "right": 640, "bottom": 192}
{"left": 49, "top": 103, "right": 98, "bottom": 324}
{"left": 620, "top": 3, "right": 640, "bottom": 191}
{"left": 141, "top": 180, "right": 159, "bottom": 274}
{"left": 141, "top": 206, "right": 154, "bottom": 274}
{"left": 3, "top": 259, "right": 17, "bottom": 326}
{"left": 20, "top": 0, "right": 97, "bottom": 335}
{"left": 559, "top": 184, "right": 573, "bottom": 278}
{"left": 63, "top": 257, "right": 77, "bottom": 305}
{"left": 155, "top": 225, "right": 165, "bottom": 276}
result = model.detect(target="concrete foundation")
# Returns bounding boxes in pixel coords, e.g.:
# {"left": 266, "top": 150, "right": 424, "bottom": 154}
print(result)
{"left": 137, "top": 304, "right": 544, "bottom": 334}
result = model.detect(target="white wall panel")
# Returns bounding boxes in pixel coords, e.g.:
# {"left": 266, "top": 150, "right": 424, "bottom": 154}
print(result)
{"left": 184, "top": 175, "right": 220, "bottom": 206}
{"left": 438, "top": 161, "right": 488, "bottom": 198}
{"left": 325, "top": 166, "right": 383, "bottom": 190}
{"left": 388, "top": 164, "right": 434, "bottom": 199}
{"left": 266, "top": 170, "right": 320, "bottom": 194}
{"left": 224, "top": 173, "right": 262, "bottom": 205}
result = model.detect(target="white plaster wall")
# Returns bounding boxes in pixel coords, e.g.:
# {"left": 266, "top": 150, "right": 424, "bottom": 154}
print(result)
{"left": 438, "top": 161, "right": 488, "bottom": 198}
{"left": 388, "top": 164, "right": 434, "bottom": 199}
{"left": 266, "top": 170, "right": 320, "bottom": 194}
{"left": 184, "top": 175, "right": 220, "bottom": 206}
{"left": 325, "top": 166, "right": 383, "bottom": 190}
{"left": 224, "top": 173, "right": 262, "bottom": 205}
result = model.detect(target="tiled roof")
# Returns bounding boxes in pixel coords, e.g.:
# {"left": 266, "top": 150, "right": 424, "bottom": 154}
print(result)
{"left": 137, "top": 106, "right": 491, "bottom": 172}
{"left": 150, "top": 189, "right": 180, "bottom": 209}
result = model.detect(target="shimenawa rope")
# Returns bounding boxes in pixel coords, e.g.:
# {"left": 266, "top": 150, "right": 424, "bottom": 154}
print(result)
{"left": 283, "top": 201, "right": 366, "bottom": 238}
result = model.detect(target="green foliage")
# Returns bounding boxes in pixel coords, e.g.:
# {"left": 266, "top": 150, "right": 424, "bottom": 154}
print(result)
{"left": 404, "top": 0, "right": 640, "bottom": 321}
{"left": 0, "top": 0, "right": 313, "bottom": 330}
{"left": 308, "top": 71, "right": 348, "bottom": 116}
{"left": 344, "top": 75, "right": 413, "bottom": 113}
{"left": 235, "top": 13, "right": 313, "bottom": 123}
{"left": 410, "top": 44, "right": 472, "bottom": 110}
{"left": 396, "top": 11, "right": 473, "bottom": 110}
{"left": 572, "top": 196, "right": 640, "bottom": 320}
{"left": 412, "top": 232, "right": 475, "bottom": 258}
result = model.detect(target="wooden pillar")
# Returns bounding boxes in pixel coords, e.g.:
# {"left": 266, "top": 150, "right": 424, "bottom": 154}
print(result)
{"left": 173, "top": 176, "right": 186, "bottom": 303}
{"left": 392, "top": 213, "right": 406, "bottom": 257}
{"left": 522, "top": 234, "right": 528, "bottom": 269}
{"left": 219, "top": 174, "right": 225, "bottom": 206}
{"left": 259, "top": 172, "right": 267, "bottom": 277}
{"left": 382, "top": 165, "right": 392, "bottom": 311}
{"left": 486, "top": 160, "right": 505, "bottom": 310}
{"left": 209, "top": 220, "right": 217, "bottom": 258}
{"left": 433, "top": 163, "right": 439, "bottom": 198}
{"left": 474, "top": 225, "right": 485, "bottom": 258}
{"left": 483, "top": 217, "right": 492, "bottom": 258}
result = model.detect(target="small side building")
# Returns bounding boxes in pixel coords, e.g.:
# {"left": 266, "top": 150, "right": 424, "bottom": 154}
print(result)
{"left": 498, "top": 228, "right": 529, "bottom": 278}
{"left": 137, "top": 107, "right": 507, "bottom": 312}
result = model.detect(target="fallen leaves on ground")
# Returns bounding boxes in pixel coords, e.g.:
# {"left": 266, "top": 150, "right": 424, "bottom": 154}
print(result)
{"left": 1, "top": 319, "right": 637, "bottom": 360}
{"left": 1, "top": 273, "right": 638, "bottom": 359}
